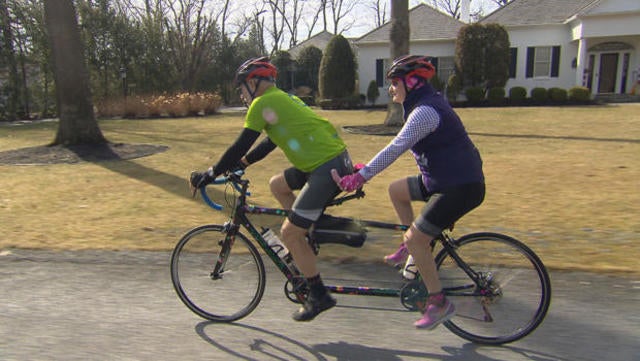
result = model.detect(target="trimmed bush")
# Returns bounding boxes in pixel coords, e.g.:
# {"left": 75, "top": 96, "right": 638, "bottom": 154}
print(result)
{"left": 568, "top": 86, "right": 591, "bottom": 102}
{"left": 508, "top": 86, "right": 527, "bottom": 102}
{"left": 465, "top": 86, "right": 485, "bottom": 105}
{"left": 487, "top": 87, "right": 506, "bottom": 106}
{"left": 319, "top": 35, "right": 356, "bottom": 99}
{"left": 530, "top": 87, "right": 548, "bottom": 103}
{"left": 548, "top": 87, "right": 568, "bottom": 103}
{"left": 366, "top": 80, "right": 380, "bottom": 105}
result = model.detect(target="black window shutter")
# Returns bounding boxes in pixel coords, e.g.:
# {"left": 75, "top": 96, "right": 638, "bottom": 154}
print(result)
{"left": 526, "top": 47, "right": 535, "bottom": 78}
{"left": 509, "top": 48, "right": 518, "bottom": 78}
{"left": 551, "top": 46, "right": 561, "bottom": 77}
{"left": 376, "top": 59, "right": 384, "bottom": 87}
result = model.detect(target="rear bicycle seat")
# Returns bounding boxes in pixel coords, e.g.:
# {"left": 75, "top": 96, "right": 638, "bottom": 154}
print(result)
{"left": 309, "top": 214, "right": 367, "bottom": 248}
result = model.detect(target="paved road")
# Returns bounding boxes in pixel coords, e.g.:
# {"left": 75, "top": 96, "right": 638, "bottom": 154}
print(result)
{"left": 1, "top": 249, "right": 639, "bottom": 361}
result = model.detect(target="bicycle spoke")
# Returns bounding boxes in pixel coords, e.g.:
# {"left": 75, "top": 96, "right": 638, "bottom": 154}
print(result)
{"left": 436, "top": 233, "right": 551, "bottom": 345}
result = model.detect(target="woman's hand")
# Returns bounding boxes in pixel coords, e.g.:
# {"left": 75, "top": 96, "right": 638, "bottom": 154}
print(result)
{"left": 331, "top": 169, "right": 366, "bottom": 193}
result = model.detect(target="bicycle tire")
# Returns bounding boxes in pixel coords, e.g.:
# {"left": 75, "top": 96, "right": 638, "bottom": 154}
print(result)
{"left": 435, "top": 232, "right": 551, "bottom": 345}
{"left": 170, "top": 224, "right": 266, "bottom": 322}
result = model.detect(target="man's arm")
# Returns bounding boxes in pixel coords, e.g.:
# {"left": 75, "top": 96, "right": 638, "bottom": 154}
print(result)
{"left": 212, "top": 128, "right": 261, "bottom": 177}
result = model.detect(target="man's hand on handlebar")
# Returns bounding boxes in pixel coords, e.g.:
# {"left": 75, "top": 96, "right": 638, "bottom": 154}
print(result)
{"left": 189, "top": 168, "right": 215, "bottom": 198}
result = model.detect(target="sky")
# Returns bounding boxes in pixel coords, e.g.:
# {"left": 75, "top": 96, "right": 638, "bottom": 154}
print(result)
{"left": 342, "top": 0, "right": 500, "bottom": 38}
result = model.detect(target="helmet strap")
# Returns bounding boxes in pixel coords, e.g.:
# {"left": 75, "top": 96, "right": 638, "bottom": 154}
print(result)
{"left": 243, "top": 78, "right": 263, "bottom": 103}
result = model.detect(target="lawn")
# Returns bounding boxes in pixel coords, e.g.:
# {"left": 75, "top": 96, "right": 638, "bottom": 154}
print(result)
{"left": 1, "top": 104, "right": 638, "bottom": 275}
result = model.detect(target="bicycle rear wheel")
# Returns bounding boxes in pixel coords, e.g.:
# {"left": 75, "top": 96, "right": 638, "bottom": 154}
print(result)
{"left": 170, "top": 224, "right": 266, "bottom": 322}
{"left": 436, "top": 232, "right": 551, "bottom": 345}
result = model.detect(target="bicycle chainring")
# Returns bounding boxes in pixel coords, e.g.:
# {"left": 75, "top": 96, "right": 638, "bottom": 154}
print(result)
{"left": 399, "top": 279, "right": 428, "bottom": 311}
{"left": 284, "top": 278, "right": 309, "bottom": 304}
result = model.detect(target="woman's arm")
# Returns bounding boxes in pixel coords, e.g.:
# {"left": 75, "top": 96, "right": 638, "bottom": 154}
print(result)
{"left": 359, "top": 105, "right": 441, "bottom": 180}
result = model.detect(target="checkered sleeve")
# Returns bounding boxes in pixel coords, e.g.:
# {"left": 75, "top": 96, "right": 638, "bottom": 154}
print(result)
{"left": 359, "top": 105, "right": 440, "bottom": 180}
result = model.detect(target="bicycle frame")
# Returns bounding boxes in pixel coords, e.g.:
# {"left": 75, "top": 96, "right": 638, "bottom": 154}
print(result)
{"left": 176, "top": 172, "right": 551, "bottom": 345}
{"left": 200, "top": 172, "right": 483, "bottom": 302}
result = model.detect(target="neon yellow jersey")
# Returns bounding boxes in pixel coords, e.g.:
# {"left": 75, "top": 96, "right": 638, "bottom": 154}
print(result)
{"left": 244, "top": 86, "right": 346, "bottom": 172}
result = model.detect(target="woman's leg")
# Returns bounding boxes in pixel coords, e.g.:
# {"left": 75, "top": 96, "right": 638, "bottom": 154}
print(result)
{"left": 388, "top": 177, "right": 414, "bottom": 225}
{"left": 403, "top": 226, "right": 441, "bottom": 293}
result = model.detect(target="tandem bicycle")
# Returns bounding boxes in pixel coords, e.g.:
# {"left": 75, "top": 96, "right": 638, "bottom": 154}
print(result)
{"left": 170, "top": 171, "right": 551, "bottom": 345}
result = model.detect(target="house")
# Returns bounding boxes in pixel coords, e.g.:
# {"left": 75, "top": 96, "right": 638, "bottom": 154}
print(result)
{"left": 355, "top": 4, "right": 464, "bottom": 104}
{"left": 287, "top": 31, "right": 336, "bottom": 59}
{"left": 354, "top": 0, "right": 640, "bottom": 103}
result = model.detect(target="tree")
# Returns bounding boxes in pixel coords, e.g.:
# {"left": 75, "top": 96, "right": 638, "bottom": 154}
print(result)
{"left": 318, "top": 34, "right": 356, "bottom": 100}
{"left": 367, "top": 80, "right": 380, "bottom": 105}
{"left": 384, "top": 0, "right": 409, "bottom": 126}
{"left": 455, "top": 23, "right": 510, "bottom": 89}
{"left": 455, "top": 23, "right": 485, "bottom": 87}
{"left": 367, "top": 0, "right": 388, "bottom": 27}
{"left": 44, "top": 0, "right": 106, "bottom": 145}
{"left": 1, "top": 0, "right": 20, "bottom": 120}
{"left": 484, "top": 23, "right": 510, "bottom": 88}
{"left": 296, "top": 45, "right": 323, "bottom": 92}
{"left": 164, "top": 0, "right": 218, "bottom": 91}
{"left": 271, "top": 50, "right": 297, "bottom": 90}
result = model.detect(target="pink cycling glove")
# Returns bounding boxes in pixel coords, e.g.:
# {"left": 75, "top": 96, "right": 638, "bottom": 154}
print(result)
{"left": 331, "top": 169, "right": 366, "bottom": 192}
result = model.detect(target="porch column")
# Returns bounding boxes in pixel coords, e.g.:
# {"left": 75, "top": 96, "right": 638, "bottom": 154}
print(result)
{"left": 576, "top": 38, "right": 588, "bottom": 87}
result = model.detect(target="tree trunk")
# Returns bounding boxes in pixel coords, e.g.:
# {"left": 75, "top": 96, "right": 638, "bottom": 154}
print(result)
{"left": 384, "top": 0, "right": 409, "bottom": 127}
{"left": 44, "top": 0, "right": 106, "bottom": 145}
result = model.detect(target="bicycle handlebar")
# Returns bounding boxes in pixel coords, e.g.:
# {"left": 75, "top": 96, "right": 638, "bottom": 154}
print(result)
{"left": 198, "top": 169, "right": 365, "bottom": 211}
{"left": 199, "top": 170, "right": 247, "bottom": 210}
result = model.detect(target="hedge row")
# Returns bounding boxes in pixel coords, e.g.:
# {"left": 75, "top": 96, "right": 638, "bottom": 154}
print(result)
{"left": 464, "top": 86, "right": 592, "bottom": 106}
{"left": 95, "top": 92, "right": 223, "bottom": 119}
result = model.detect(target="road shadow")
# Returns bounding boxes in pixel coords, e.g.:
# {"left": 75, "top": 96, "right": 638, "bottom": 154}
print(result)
{"left": 194, "top": 321, "right": 568, "bottom": 361}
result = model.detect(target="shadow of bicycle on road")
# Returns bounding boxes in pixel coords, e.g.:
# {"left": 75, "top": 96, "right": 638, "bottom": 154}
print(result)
{"left": 195, "top": 321, "right": 568, "bottom": 361}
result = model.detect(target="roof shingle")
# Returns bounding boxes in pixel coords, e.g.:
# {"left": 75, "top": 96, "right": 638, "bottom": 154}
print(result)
{"left": 356, "top": 4, "right": 464, "bottom": 44}
{"left": 480, "top": 0, "right": 598, "bottom": 26}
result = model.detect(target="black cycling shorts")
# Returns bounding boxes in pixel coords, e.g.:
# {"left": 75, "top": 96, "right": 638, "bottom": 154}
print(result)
{"left": 284, "top": 150, "right": 353, "bottom": 229}
{"left": 407, "top": 175, "right": 485, "bottom": 236}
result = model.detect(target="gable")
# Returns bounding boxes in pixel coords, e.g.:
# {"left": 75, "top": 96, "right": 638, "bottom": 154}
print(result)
{"left": 581, "top": 0, "right": 640, "bottom": 15}
{"left": 356, "top": 3, "right": 464, "bottom": 44}
{"left": 287, "top": 31, "right": 335, "bottom": 58}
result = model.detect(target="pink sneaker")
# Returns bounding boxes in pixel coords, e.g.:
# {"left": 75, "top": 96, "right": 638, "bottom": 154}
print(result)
{"left": 384, "top": 243, "right": 409, "bottom": 265}
{"left": 414, "top": 294, "right": 455, "bottom": 330}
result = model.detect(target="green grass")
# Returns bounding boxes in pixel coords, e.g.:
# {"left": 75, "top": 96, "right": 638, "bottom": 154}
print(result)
{"left": 1, "top": 104, "right": 639, "bottom": 275}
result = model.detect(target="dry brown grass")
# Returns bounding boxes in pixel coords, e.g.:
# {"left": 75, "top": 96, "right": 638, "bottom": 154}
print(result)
{"left": 1, "top": 104, "right": 639, "bottom": 275}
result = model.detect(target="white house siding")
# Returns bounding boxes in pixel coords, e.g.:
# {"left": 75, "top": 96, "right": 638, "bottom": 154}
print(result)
{"left": 504, "top": 25, "right": 577, "bottom": 93}
{"left": 353, "top": 1, "right": 640, "bottom": 99}
{"left": 357, "top": 40, "right": 458, "bottom": 104}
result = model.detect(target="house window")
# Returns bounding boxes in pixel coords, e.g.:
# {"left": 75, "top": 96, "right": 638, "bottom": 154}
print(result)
{"left": 526, "top": 46, "right": 560, "bottom": 78}
{"left": 534, "top": 47, "right": 552, "bottom": 77}
{"left": 436, "top": 57, "right": 455, "bottom": 82}
{"left": 509, "top": 48, "right": 517, "bottom": 78}
{"left": 375, "top": 58, "right": 391, "bottom": 87}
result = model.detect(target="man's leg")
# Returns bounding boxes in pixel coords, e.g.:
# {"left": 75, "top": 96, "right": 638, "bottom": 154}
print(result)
{"left": 270, "top": 173, "right": 296, "bottom": 209}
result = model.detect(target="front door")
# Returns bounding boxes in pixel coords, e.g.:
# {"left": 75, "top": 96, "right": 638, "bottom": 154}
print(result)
{"left": 598, "top": 53, "right": 618, "bottom": 93}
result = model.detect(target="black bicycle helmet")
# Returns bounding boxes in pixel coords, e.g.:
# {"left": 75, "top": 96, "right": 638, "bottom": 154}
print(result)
{"left": 234, "top": 57, "right": 278, "bottom": 88}
{"left": 386, "top": 55, "right": 436, "bottom": 81}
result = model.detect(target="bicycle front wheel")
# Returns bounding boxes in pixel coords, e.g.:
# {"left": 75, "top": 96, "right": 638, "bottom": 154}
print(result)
{"left": 436, "top": 232, "right": 551, "bottom": 345}
{"left": 170, "top": 224, "right": 266, "bottom": 322}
